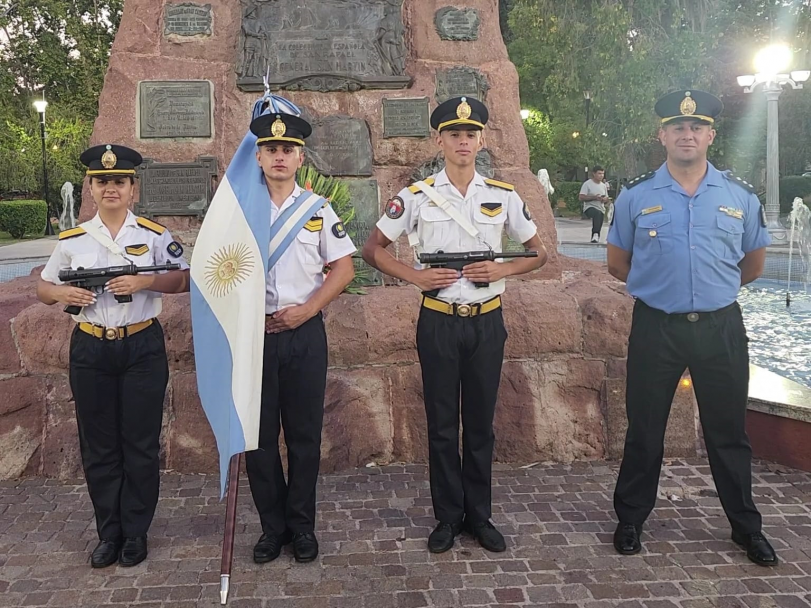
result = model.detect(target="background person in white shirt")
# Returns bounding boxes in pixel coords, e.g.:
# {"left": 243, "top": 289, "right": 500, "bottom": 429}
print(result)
{"left": 579, "top": 165, "right": 611, "bottom": 243}
{"left": 37, "top": 144, "right": 190, "bottom": 569}
{"left": 245, "top": 110, "right": 356, "bottom": 566}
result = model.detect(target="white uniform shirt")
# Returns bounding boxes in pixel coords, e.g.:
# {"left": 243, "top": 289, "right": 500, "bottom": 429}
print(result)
{"left": 41, "top": 211, "right": 189, "bottom": 327}
{"left": 266, "top": 184, "right": 357, "bottom": 314}
{"left": 376, "top": 170, "right": 538, "bottom": 304}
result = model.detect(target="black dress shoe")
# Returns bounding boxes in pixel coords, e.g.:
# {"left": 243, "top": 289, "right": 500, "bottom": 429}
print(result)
{"left": 465, "top": 520, "right": 507, "bottom": 553}
{"left": 91, "top": 539, "right": 121, "bottom": 568}
{"left": 732, "top": 530, "right": 778, "bottom": 567}
{"left": 292, "top": 532, "right": 319, "bottom": 563}
{"left": 613, "top": 523, "right": 642, "bottom": 555}
{"left": 428, "top": 521, "right": 463, "bottom": 554}
{"left": 253, "top": 531, "right": 292, "bottom": 564}
{"left": 119, "top": 536, "right": 148, "bottom": 567}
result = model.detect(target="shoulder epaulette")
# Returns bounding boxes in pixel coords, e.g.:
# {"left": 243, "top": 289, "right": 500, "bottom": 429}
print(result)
{"left": 724, "top": 171, "right": 757, "bottom": 195}
{"left": 484, "top": 178, "right": 515, "bottom": 191}
{"left": 58, "top": 227, "right": 86, "bottom": 240}
{"left": 626, "top": 171, "right": 655, "bottom": 189}
{"left": 408, "top": 177, "right": 436, "bottom": 194}
{"left": 136, "top": 217, "right": 166, "bottom": 235}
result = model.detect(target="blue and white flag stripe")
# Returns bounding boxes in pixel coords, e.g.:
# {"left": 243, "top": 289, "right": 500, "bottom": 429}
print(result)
{"left": 190, "top": 93, "right": 300, "bottom": 496}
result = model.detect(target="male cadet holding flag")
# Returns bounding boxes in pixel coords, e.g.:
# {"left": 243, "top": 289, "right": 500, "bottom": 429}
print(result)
{"left": 607, "top": 90, "right": 776, "bottom": 566}
{"left": 245, "top": 109, "right": 356, "bottom": 564}
{"left": 362, "top": 97, "right": 547, "bottom": 554}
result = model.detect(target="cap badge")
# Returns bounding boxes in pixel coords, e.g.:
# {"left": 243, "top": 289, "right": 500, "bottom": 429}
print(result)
{"left": 680, "top": 91, "right": 697, "bottom": 116}
{"left": 271, "top": 117, "right": 287, "bottom": 137}
{"left": 101, "top": 145, "right": 117, "bottom": 169}
{"left": 457, "top": 97, "right": 472, "bottom": 120}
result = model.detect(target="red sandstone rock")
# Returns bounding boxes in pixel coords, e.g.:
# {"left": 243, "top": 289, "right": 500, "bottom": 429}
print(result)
{"left": 166, "top": 372, "right": 218, "bottom": 474}
{"left": 0, "top": 377, "right": 44, "bottom": 478}
{"left": 321, "top": 368, "right": 392, "bottom": 473}
{"left": 14, "top": 303, "right": 74, "bottom": 374}
{"left": 40, "top": 374, "right": 83, "bottom": 480}
{"left": 604, "top": 378, "right": 698, "bottom": 460}
{"left": 0, "top": 277, "right": 39, "bottom": 374}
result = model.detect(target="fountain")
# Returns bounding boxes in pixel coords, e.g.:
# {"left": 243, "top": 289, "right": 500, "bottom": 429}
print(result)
{"left": 58, "top": 182, "right": 76, "bottom": 231}
{"left": 786, "top": 196, "right": 811, "bottom": 307}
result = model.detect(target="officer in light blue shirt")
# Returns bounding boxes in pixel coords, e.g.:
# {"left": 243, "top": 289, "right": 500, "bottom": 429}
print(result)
{"left": 606, "top": 89, "right": 777, "bottom": 567}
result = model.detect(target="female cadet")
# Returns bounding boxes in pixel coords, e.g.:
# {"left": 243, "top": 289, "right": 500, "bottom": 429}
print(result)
{"left": 37, "top": 144, "right": 190, "bottom": 568}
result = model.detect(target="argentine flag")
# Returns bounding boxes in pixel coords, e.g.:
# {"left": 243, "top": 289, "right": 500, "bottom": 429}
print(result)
{"left": 190, "top": 93, "right": 302, "bottom": 496}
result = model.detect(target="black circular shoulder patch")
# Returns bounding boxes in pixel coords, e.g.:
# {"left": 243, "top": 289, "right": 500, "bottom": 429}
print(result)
{"left": 332, "top": 221, "right": 347, "bottom": 238}
{"left": 167, "top": 241, "right": 184, "bottom": 258}
{"left": 523, "top": 201, "right": 531, "bottom": 221}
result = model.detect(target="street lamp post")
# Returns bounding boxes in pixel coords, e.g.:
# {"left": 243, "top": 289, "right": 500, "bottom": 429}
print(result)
{"left": 737, "top": 44, "right": 809, "bottom": 243}
{"left": 33, "top": 97, "right": 53, "bottom": 236}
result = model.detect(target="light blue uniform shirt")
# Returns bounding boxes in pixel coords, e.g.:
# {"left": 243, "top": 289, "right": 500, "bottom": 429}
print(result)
{"left": 607, "top": 162, "right": 771, "bottom": 314}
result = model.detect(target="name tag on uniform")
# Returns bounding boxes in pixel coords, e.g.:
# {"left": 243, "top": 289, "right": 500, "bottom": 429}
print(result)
{"left": 640, "top": 206, "right": 663, "bottom": 215}
{"left": 719, "top": 206, "right": 744, "bottom": 220}
{"left": 303, "top": 217, "right": 323, "bottom": 232}
{"left": 125, "top": 244, "right": 149, "bottom": 256}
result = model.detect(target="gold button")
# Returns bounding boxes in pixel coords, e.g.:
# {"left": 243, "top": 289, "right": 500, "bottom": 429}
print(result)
{"left": 649, "top": 230, "right": 657, "bottom": 237}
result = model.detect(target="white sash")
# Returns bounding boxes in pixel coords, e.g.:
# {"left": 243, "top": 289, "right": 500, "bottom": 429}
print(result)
{"left": 413, "top": 180, "right": 480, "bottom": 238}
{"left": 80, "top": 221, "right": 129, "bottom": 262}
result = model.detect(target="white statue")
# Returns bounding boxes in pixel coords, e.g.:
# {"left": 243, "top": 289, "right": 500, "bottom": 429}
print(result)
{"left": 59, "top": 182, "right": 76, "bottom": 231}
{"left": 537, "top": 169, "right": 554, "bottom": 197}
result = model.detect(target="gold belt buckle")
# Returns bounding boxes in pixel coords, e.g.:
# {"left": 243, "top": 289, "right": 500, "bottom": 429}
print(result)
{"left": 104, "top": 327, "right": 118, "bottom": 340}
{"left": 456, "top": 304, "right": 471, "bottom": 317}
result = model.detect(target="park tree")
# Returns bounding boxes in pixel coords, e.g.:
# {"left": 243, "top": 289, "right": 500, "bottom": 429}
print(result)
{"left": 506, "top": 0, "right": 811, "bottom": 182}
{"left": 0, "top": 0, "right": 123, "bottom": 207}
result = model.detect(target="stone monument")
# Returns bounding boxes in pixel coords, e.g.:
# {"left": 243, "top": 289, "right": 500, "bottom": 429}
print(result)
{"left": 0, "top": 0, "right": 699, "bottom": 480}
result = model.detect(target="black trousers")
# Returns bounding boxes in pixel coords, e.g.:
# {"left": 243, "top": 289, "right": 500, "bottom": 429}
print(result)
{"left": 614, "top": 300, "right": 762, "bottom": 534}
{"left": 584, "top": 207, "right": 605, "bottom": 235}
{"left": 69, "top": 321, "right": 169, "bottom": 541}
{"left": 246, "top": 314, "right": 327, "bottom": 536}
{"left": 416, "top": 306, "right": 507, "bottom": 525}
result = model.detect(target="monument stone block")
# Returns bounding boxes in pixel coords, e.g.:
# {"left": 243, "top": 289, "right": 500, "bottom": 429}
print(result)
{"left": 163, "top": 3, "right": 213, "bottom": 37}
{"left": 135, "top": 156, "right": 218, "bottom": 218}
{"left": 382, "top": 97, "right": 430, "bottom": 138}
{"left": 307, "top": 116, "right": 373, "bottom": 177}
{"left": 434, "top": 7, "right": 480, "bottom": 41}
{"left": 138, "top": 80, "right": 212, "bottom": 139}
{"left": 435, "top": 66, "right": 489, "bottom": 103}
{"left": 236, "top": 0, "right": 410, "bottom": 92}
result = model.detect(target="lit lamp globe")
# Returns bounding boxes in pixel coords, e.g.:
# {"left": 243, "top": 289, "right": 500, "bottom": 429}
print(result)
{"left": 754, "top": 44, "right": 792, "bottom": 78}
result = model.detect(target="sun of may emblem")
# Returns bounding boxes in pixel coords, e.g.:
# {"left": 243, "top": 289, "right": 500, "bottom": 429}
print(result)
{"left": 204, "top": 243, "right": 255, "bottom": 298}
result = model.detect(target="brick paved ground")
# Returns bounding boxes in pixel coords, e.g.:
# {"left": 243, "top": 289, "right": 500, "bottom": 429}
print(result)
{"left": 1, "top": 459, "right": 810, "bottom": 608}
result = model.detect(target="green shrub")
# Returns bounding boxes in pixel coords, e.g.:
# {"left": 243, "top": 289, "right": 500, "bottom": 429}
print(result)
{"left": 0, "top": 200, "right": 47, "bottom": 239}
{"left": 779, "top": 176, "right": 811, "bottom": 215}
{"left": 549, "top": 181, "right": 583, "bottom": 214}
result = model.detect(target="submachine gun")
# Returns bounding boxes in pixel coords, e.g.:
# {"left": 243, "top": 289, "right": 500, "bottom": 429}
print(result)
{"left": 418, "top": 249, "right": 538, "bottom": 297}
{"left": 58, "top": 263, "right": 181, "bottom": 315}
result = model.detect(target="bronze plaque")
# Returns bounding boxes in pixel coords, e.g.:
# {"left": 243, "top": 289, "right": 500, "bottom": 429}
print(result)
{"left": 138, "top": 81, "right": 212, "bottom": 139}
{"left": 306, "top": 116, "right": 373, "bottom": 177}
{"left": 164, "top": 3, "right": 213, "bottom": 37}
{"left": 236, "top": 0, "right": 410, "bottom": 92}
{"left": 382, "top": 97, "right": 430, "bottom": 138}
{"left": 135, "top": 156, "right": 218, "bottom": 217}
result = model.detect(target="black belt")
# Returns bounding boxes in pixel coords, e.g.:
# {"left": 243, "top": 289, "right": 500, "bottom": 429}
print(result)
{"left": 635, "top": 299, "right": 737, "bottom": 323}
